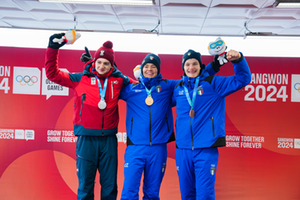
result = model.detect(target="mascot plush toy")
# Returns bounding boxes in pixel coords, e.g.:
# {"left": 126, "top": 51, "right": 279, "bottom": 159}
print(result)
{"left": 52, "top": 29, "right": 81, "bottom": 45}
{"left": 208, "top": 37, "right": 228, "bottom": 65}
{"left": 133, "top": 65, "right": 141, "bottom": 80}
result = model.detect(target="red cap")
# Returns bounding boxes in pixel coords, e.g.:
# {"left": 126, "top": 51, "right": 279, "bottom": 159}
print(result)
{"left": 94, "top": 41, "right": 114, "bottom": 66}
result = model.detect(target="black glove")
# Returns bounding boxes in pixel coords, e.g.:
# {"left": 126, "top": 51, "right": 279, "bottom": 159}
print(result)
{"left": 215, "top": 52, "right": 228, "bottom": 66}
{"left": 211, "top": 52, "right": 228, "bottom": 72}
{"left": 48, "top": 33, "right": 66, "bottom": 49}
{"left": 80, "top": 46, "right": 93, "bottom": 63}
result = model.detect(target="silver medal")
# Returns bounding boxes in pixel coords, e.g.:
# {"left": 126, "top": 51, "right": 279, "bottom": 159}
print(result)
{"left": 98, "top": 100, "right": 107, "bottom": 110}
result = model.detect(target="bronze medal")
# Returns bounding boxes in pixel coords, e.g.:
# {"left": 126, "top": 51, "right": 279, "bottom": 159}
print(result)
{"left": 189, "top": 109, "right": 195, "bottom": 118}
{"left": 145, "top": 96, "right": 154, "bottom": 106}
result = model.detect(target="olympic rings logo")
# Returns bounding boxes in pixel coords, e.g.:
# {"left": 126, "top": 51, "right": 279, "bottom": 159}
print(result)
{"left": 16, "top": 75, "right": 38, "bottom": 86}
{"left": 294, "top": 83, "right": 300, "bottom": 93}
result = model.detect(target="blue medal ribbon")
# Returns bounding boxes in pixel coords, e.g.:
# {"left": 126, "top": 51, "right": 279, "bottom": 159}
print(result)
{"left": 141, "top": 80, "right": 156, "bottom": 97}
{"left": 95, "top": 76, "right": 108, "bottom": 101}
{"left": 183, "top": 77, "right": 200, "bottom": 110}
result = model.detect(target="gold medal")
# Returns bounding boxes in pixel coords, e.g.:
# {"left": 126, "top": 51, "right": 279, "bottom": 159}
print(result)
{"left": 145, "top": 96, "right": 154, "bottom": 106}
{"left": 189, "top": 109, "right": 195, "bottom": 118}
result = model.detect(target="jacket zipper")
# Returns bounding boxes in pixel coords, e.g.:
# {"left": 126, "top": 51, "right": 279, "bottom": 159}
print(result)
{"left": 80, "top": 94, "right": 86, "bottom": 117}
{"left": 130, "top": 117, "right": 133, "bottom": 135}
{"left": 149, "top": 106, "right": 152, "bottom": 146}
{"left": 190, "top": 118, "right": 194, "bottom": 150}
{"left": 210, "top": 116, "right": 215, "bottom": 137}
{"left": 111, "top": 81, "right": 114, "bottom": 99}
{"left": 166, "top": 114, "right": 170, "bottom": 132}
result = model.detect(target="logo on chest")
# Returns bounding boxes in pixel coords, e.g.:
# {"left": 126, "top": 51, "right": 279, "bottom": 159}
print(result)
{"left": 197, "top": 86, "right": 204, "bottom": 95}
{"left": 156, "top": 85, "right": 161, "bottom": 93}
{"left": 113, "top": 80, "right": 119, "bottom": 85}
{"left": 91, "top": 77, "right": 96, "bottom": 85}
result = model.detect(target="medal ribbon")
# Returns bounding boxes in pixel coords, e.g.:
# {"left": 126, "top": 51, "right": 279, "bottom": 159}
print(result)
{"left": 183, "top": 77, "right": 200, "bottom": 110}
{"left": 95, "top": 76, "right": 108, "bottom": 101}
{"left": 141, "top": 80, "right": 156, "bottom": 97}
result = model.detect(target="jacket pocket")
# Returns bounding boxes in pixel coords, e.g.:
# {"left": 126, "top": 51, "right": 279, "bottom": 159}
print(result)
{"left": 130, "top": 117, "right": 133, "bottom": 135}
{"left": 76, "top": 135, "right": 82, "bottom": 147}
{"left": 111, "top": 81, "right": 114, "bottom": 99}
{"left": 166, "top": 114, "right": 170, "bottom": 132}
{"left": 80, "top": 94, "right": 86, "bottom": 116}
{"left": 210, "top": 116, "right": 215, "bottom": 137}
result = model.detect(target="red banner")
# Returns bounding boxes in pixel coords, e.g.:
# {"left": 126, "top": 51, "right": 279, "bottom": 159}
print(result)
{"left": 0, "top": 47, "right": 299, "bottom": 200}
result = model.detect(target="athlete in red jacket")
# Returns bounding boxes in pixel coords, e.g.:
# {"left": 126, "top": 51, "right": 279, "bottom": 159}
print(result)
{"left": 45, "top": 33, "right": 132, "bottom": 200}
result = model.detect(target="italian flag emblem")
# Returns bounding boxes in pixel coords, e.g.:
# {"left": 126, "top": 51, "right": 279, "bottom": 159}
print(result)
{"left": 156, "top": 85, "right": 161, "bottom": 93}
{"left": 210, "top": 164, "right": 216, "bottom": 175}
{"left": 198, "top": 87, "right": 203, "bottom": 95}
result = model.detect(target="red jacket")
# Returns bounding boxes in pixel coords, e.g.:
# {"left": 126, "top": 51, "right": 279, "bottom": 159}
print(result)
{"left": 45, "top": 47, "right": 131, "bottom": 136}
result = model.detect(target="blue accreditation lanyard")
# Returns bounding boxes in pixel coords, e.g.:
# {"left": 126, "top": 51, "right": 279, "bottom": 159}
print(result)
{"left": 183, "top": 77, "right": 199, "bottom": 117}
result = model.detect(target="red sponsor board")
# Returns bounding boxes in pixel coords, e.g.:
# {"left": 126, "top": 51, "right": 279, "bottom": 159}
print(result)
{"left": 0, "top": 46, "right": 299, "bottom": 200}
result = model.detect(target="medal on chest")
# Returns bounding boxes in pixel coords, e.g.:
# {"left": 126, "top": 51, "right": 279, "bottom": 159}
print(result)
{"left": 95, "top": 76, "right": 108, "bottom": 110}
{"left": 98, "top": 100, "right": 107, "bottom": 110}
{"left": 183, "top": 77, "right": 200, "bottom": 118}
{"left": 145, "top": 96, "right": 154, "bottom": 106}
{"left": 141, "top": 80, "right": 156, "bottom": 107}
{"left": 189, "top": 108, "right": 195, "bottom": 118}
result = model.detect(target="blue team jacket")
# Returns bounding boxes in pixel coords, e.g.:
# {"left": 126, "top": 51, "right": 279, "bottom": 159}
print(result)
{"left": 173, "top": 54, "right": 251, "bottom": 149}
{"left": 120, "top": 73, "right": 178, "bottom": 145}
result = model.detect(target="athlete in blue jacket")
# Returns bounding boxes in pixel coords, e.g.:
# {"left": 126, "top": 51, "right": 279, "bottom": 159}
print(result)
{"left": 173, "top": 49, "right": 251, "bottom": 200}
{"left": 119, "top": 53, "right": 223, "bottom": 200}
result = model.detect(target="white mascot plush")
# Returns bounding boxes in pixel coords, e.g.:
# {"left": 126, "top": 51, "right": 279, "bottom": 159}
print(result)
{"left": 208, "top": 37, "right": 228, "bottom": 65}
{"left": 133, "top": 65, "right": 141, "bottom": 80}
{"left": 52, "top": 29, "right": 81, "bottom": 45}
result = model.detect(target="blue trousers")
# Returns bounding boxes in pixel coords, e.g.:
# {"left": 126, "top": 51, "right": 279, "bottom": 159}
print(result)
{"left": 121, "top": 144, "right": 167, "bottom": 200}
{"left": 175, "top": 147, "right": 219, "bottom": 200}
{"left": 76, "top": 135, "right": 118, "bottom": 200}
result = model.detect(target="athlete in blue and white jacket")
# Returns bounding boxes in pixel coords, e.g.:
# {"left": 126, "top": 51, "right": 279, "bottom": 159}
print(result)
{"left": 173, "top": 49, "right": 251, "bottom": 200}
{"left": 119, "top": 53, "right": 222, "bottom": 200}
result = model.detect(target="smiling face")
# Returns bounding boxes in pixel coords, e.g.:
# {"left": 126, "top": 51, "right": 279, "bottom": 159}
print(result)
{"left": 95, "top": 58, "right": 112, "bottom": 75}
{"left": 184, "top": 58, "right": 201, "bottom": 78}
{"left": 142, "top": 63, "right": 158, "bottom": 78}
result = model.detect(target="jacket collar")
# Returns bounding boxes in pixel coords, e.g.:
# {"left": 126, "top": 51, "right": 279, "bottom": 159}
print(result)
{"left": 182, "top": 70, "right": 208, "bottom": 89}
{"left": 138, "top": 73, "right": 163, "bottom": 89}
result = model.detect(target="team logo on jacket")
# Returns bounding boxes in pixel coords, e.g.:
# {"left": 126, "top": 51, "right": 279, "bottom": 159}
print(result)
{"left": 113, "top": 80, "right": 119, "bottom": 85}
{"left": 156, "top": 85, "right": 161, "bottom": 93}
{"left": 179, "top": 90, "right": 184, "bottom": 95}
{"left": 197, "top": 86, "right": 203, "bottom": 95}
{"left": 162, "top": 162, "right": 166, "bottom": 172}
{"left": 210, "top": 164, "right": 216, "bottom": 175}
{"left": 162, "top": 166, "right": 165, "bottom": 172}
{"left": 91, "top": 77, "right": 96, "bottom": 85}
